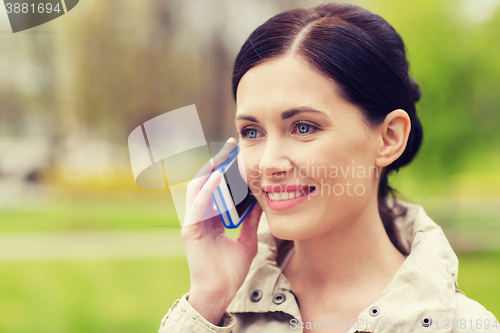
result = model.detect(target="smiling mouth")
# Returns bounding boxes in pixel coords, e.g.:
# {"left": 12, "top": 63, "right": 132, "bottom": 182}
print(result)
{"left": 264, "top": 186, "right": 316, "bottom": 201}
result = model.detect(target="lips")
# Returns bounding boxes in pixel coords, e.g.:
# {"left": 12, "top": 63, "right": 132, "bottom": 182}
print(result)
{"left": 261, "top": 184, "right": 316, "bottom": 211}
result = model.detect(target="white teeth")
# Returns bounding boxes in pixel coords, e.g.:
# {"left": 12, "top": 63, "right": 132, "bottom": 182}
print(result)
{"left": 267, "top": 191, "right": 303, "bottom": 201}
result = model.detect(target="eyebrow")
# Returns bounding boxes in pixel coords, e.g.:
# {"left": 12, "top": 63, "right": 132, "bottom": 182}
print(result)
{"left": 235, "top": 106, "right": 327, "bottom": 123}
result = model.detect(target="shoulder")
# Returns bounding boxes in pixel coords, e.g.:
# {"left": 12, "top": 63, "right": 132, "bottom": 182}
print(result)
{"left": 451, "top": 290, "right": 500, "bottom": 333}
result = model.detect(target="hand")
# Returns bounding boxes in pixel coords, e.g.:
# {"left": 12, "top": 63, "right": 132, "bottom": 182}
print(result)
{"left": 180, "top": 137, "right": 263, "bottom": 325}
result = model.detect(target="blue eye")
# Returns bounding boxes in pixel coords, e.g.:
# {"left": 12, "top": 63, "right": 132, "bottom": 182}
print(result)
{"left": 292, "top": 121, "right": 318, "bottom": 136}
{"left": 247, "top": 129, "right": 258, "bottom": 138}
{"left": 240, "top": 127, "right": 260, "bottom": 139}
{"left": 298, "top": 124, "right": 310, "bottom": 134}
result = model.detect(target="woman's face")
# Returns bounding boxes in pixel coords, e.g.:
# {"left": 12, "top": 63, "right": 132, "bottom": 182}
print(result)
{"left": 235, "top": 55, "right": 382, "bottom": 240}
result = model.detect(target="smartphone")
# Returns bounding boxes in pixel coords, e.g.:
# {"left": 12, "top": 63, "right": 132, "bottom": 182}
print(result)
{"left": 211, "top": 143, "right": 256, "bottom": 228}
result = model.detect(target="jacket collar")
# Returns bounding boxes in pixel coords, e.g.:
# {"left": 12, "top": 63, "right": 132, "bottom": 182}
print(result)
{"left": 227, "top": 201, "right": 459, "bottom": 333}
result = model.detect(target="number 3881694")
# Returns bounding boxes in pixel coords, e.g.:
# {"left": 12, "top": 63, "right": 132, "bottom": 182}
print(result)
{"left": 5, "top": 2, "right": 62, "bottom": 14}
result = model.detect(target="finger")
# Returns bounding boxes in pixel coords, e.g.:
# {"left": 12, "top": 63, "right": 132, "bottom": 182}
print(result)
{"left": 211, "top": 137, "right": 237, "bottom": 171}
{"left": 185, "top": 138, "right": 237, "bottom": 209}
{"left": 187, "top": 138, "right": 236, "bottom": 196}
{"left": 237, "top": 203, "right": 263, "bottom": 250}
{"left": 183, "top": 170, "right": 223, "bottom": 228}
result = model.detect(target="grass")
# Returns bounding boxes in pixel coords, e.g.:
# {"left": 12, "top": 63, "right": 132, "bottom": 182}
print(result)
{"left": 456, "top": 251, "right": 500, "bottom": 317}
{"left": 0, "top": 258, "right": 190, "bottom": 333}
{"left": 0, "top": 253, "right": 498, "bottom": 333}
{"left": 0, "top": 187, "right": 181, "bottom": 233}
{"left": 0, "top": 186, "right": 498, "bottom": 332}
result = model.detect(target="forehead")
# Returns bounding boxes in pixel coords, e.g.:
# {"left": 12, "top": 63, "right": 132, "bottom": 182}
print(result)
{"left": 235, "top": 55, "right": 342, "bottom": 116}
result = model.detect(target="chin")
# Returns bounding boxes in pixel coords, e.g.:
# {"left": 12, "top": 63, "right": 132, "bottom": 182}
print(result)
{"left": 266, "top": 215, "right": 313, "bottom": 241}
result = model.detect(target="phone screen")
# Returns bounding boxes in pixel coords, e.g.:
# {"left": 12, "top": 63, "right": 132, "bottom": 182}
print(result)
{"left": 223, "top": 158, "right": 255, "bottom": 216}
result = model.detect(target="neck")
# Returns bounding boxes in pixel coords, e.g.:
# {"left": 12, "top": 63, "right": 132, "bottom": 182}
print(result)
{"left": 283, "top": 197, "right": 406, "bottom": 298}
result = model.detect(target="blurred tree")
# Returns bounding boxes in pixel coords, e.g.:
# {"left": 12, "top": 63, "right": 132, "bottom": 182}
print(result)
{"left": 1, "top": 0, "right": 499, "bottom": 194}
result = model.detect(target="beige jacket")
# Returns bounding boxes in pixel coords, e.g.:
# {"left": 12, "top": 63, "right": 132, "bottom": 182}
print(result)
{"left": 159, "top": 201, "right": 499, "bottom": 333}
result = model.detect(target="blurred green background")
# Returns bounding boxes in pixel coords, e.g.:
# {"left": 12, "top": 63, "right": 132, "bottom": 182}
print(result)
{"left": 0, "top": 0, "right": 499, "bottom": 332}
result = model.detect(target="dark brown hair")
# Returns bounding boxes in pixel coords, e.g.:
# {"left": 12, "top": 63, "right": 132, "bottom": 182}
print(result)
{"left": 231, "top": 3, "right": 422, "bottom": 254}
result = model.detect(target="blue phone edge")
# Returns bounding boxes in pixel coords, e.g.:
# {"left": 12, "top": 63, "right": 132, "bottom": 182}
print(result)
{"left": 212, "top": 142, "right": 257, "bottom": 229}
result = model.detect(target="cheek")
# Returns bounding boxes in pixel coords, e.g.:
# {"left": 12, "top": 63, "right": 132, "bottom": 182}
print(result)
{"left": 303, "top": 135, "right": 376, "bottom": 189}
{"left": 237, "top": 150, "right": 261, "bottom": 190}
{"left": 237, "top": 152, "right": 248, "bottom": 183}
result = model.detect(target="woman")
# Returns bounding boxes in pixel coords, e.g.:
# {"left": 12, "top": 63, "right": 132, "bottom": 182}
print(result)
{"left": 159, "top": 3, "right": 499, "bottom": 332}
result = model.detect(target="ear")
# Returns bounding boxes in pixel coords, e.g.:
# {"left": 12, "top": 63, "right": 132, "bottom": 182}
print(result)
{"left": 375, "top": 109, "right": 411, "bottom": 168}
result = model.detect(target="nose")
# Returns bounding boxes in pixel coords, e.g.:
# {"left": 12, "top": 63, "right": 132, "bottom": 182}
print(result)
{"left": 258, "top": 139, "right": 293, "bottom": 179}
